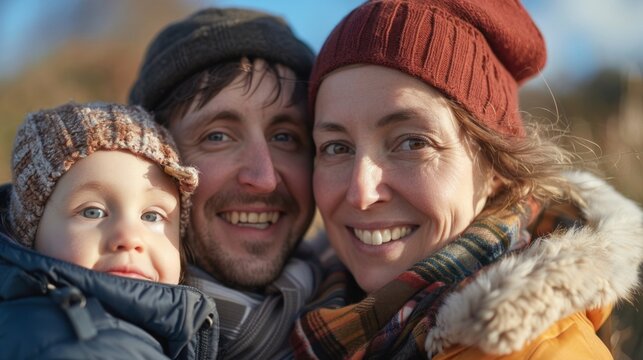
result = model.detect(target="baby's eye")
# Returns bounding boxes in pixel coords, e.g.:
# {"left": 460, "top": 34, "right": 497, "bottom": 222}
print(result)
{"left": 141, "top": 211, "right": 163, "bottom": 222}
{"left": 82, "top": 207, "right": 106, "bottom": 219}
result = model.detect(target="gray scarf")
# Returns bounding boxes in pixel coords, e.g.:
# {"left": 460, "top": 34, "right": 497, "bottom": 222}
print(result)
{"left": 187, "top": 244, "right": 323, "bottom": 359}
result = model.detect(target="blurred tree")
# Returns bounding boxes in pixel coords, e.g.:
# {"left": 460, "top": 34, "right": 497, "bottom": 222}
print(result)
{"left": 0, "top": 0, "right": 196, "bottom": 181}
{"left": 522, "top": 70, "right": 643, "bottom": 360}
{"left": 521, "top": 68, "right": 642, "bottom": 204}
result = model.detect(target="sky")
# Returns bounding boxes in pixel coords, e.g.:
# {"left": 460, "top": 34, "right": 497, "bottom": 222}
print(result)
{"left": 1, "top": 0, "right": 642, "bottom": 89}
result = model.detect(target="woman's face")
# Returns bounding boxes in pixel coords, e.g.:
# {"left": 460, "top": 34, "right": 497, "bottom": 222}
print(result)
{"left": 313, "top": 65, "right": 497, "bottom": 293}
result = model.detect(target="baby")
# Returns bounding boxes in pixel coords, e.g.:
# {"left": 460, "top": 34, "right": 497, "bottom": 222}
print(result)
{"left": 7, "top": 101, "right": 198, "bottom": 284}
{"left": 0, "top": 102, "right": 216, "bottom": 359}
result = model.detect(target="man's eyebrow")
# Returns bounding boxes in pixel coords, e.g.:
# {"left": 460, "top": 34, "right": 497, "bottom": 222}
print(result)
{"left": 271, "top": 113, "right": 303, "bottom": 127}
{"left": 189, "top": 109, "right": 242, "bottom": 127}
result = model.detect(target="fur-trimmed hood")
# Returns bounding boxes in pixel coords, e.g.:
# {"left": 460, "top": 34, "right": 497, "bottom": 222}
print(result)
{"left": 426, "top": 171, "right": 643, "bottom": 355}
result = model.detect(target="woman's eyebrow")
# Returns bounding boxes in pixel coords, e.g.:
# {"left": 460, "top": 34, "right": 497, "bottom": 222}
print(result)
{"left": 314, "top": 121, "right": 346, "bottom": 133}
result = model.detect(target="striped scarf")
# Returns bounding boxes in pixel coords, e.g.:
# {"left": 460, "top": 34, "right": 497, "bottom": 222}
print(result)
{"left": 291, "top": 200, "right": 546, "bottom": 359}
{"left": 188, "top": 242, "right": 324, "bottom": 359}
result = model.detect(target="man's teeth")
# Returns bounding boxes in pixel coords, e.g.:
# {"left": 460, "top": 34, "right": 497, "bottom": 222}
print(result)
{"left": 222, "top": 211, "right": 280, "bottom": 228}
{"left": 354, "top": 226, "right": 413, "bottom": 245}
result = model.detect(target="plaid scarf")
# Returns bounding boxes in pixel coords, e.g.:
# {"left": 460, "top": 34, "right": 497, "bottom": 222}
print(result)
{"left": 291, "top": 200, "right": 553, "bottom": 359}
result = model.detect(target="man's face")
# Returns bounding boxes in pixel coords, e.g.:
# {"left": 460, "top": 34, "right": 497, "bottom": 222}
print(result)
{"left": 168, "top": 60, "right": 315, "bottom": 288}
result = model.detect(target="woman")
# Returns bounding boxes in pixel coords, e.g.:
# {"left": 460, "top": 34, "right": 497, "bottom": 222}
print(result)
{"left": 292, "top": 0, "right": 643, "bottom": 358}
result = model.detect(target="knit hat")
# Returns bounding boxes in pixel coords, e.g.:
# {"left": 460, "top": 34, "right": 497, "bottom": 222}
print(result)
{"left": 129, "top": 7, "right": 315, "bottom": 110}
{"left": 310, "top": 0, "right": 547, "bottom": 137}
{"left": 8, "top": 102, "right": 199, "bottom": 248}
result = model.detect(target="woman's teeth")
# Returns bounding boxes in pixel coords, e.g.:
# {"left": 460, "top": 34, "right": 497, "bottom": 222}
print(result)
{"left": 221, "top": 211, "right": 280, "bottom": 229}
{"left": 353, "top": 226, "right": 413, "bottom": 245}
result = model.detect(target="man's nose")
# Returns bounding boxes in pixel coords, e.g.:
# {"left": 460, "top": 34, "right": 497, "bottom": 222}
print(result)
{"left": 237, "top": 140, "right": 281, "bottom": 193}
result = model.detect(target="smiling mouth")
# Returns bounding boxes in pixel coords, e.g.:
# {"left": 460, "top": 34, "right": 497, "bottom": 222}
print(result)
{"left": 219, "top": 211, "right": 280, "bottom": 229}
{"left": 352, "top": 226, "right": 415, "bottom": 245}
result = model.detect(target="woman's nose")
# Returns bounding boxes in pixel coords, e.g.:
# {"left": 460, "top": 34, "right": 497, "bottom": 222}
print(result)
{"left": 345, "top": 155, "right": 390, "bottom": 210}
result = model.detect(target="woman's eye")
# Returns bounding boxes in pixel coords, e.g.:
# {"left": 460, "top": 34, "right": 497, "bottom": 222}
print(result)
{"left": 82, "top": 207, "right": 106, "bottom": 219}
{"left": 205, "top": 131, "right": 230, "bottom": 142}
{"left": 141, "top": 211, "right": 163, "bottom": 222}
{"left": 397, "top": 137, "right": 430, "bottom": 151}
{"left": 321, "top": 142, "right": 352, "bottom": 155}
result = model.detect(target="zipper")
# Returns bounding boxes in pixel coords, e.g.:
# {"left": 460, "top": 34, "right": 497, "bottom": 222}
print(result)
{"left": 196, "top": 313, "right": 215, "bottom": 360}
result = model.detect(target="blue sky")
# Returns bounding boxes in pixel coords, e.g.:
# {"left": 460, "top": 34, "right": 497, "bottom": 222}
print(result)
{"left": 1, "top": 0, "right": 641, "bottom": 88}
{"left": 215, "top": 0, "right": 643, "bottom": 87}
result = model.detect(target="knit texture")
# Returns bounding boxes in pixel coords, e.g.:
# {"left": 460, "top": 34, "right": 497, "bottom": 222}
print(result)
{"left": 129, "top": 7, "right": 315, "bottom": 110}
{"left": 291, "top": 200, "right": 552, "bottom": 358}
{"left": 310, "top": 0, "right": 547, "bottom": 137}
{"left": 9, "top": 102, "right": 198, "bottom": 248}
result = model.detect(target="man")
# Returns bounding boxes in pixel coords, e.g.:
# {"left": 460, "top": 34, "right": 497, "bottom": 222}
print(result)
{"left": 129, "top": 8, "right": 323, "bottom": 359}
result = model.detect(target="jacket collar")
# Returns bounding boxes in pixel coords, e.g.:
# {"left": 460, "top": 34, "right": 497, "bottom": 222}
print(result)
{"left": 0, "top": 232, "right": 217, "bottom": 357}
{"left": 0, "top": 183, "right": 12, "bottom": 236}
{"left": 426, "top": 171, "right": 643, "bottom": 355}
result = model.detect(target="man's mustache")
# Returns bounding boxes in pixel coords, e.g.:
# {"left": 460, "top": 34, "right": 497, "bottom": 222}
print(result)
{"left": 204, "top": 191, "right": 298, "bottom": 218}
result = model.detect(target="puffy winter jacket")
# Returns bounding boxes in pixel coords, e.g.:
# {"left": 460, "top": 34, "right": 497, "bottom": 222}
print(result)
{"left": 0, "top": 185, "right": 219, "bottom": 359}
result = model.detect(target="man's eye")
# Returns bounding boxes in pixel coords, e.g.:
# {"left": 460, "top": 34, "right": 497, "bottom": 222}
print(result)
{"left": 272, "top": 133, "right": 294, "bottom": 142}
{"left": 206, "top": 132, "right": 230, "bottom": 142}
{"left": 141, "top": 211, "right": 163, "bottom": 222}
{"left": 321, "top": 143, "right": 352, "bottom": 155}
{"left": 82, "top": 207, "right": 106, "bottom": 219}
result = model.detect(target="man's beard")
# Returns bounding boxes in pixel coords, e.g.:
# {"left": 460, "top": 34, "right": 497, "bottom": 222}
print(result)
{"left": 189, "top": 225, "right": 297, "bottom": 290}
{"left": 189, "top": 190, "right": 301, "bottom": 290}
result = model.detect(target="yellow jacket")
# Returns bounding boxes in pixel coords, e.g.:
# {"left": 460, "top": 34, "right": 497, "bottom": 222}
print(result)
{"left": 424, "top": 172, "right": 642, "bottom": 359}
{"left": 435, "top": 308, "right": 612, "bottom": 359}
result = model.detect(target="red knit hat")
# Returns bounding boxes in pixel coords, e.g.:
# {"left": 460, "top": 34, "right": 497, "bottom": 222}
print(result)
{"left": 310, "top": 0, "right": 547, "bottom": 137}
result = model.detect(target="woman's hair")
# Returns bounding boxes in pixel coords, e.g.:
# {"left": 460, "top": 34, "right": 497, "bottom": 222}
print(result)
{"left": 450, "top": 100, "right": 583, "bottom": 213}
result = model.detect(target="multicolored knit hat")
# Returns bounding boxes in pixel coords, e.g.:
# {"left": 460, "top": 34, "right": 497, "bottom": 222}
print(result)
{"left": 310, "top": 0, "right": 547, "bottom": 137}
{"left": 8, "top": 102, "right": 198, "bottom": 248}
{"left": 129, "top": 7, "right": 315, "bottom": 111}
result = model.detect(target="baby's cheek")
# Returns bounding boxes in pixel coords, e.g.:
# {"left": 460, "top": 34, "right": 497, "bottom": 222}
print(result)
{"left": 157, "top": 245, "right": 182, "bottom": 284}
{"left": 146, "top": 221, "right": 167, "bottom": 234}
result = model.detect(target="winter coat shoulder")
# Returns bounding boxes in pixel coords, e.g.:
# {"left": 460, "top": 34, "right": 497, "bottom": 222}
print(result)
{"left": 427, "top": 172, "right": 643, "bottom": 359}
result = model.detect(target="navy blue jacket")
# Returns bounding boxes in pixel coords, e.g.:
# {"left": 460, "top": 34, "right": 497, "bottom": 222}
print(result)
{"left": 0, "top": 184, "right": 219, "bottom": 359}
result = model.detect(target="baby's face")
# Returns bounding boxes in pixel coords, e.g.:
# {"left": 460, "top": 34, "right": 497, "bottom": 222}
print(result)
{"left": 35, "top": 150, "right": 182, "bottom": 284}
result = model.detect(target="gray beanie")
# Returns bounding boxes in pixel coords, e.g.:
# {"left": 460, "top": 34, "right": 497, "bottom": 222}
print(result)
{"left": 129, "top": 7, "right": 315, "bottom": 110}
{"left": 9, "top": 102, "right": 199, "bottom": 248}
